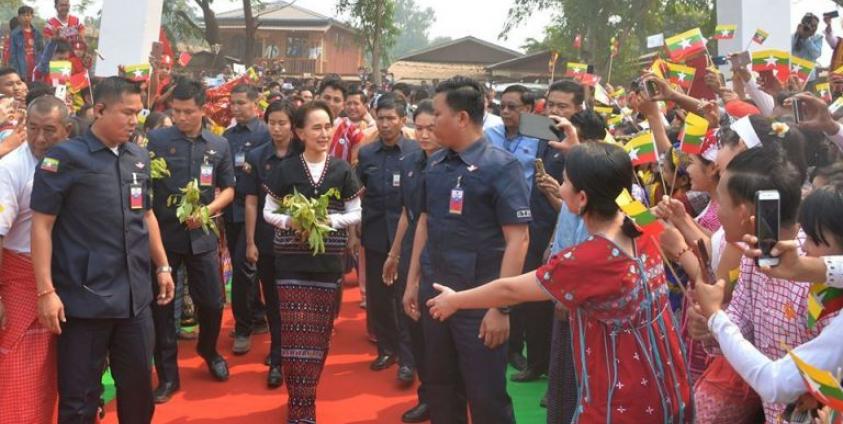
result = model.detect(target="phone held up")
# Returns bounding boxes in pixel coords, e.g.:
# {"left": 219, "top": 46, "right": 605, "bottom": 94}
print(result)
{"left": 755, "top": 190, "right": 781, "bottom": 268}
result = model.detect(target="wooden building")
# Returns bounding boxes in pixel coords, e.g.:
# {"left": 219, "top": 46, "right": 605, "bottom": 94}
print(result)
{"left": 486, "top": 50, "right": 563, "bottom": 82}
{"left": 389, "top": 36, "right": 523, "bottom": 84}
{"left": 216, "top": 1, "right": 363, "bottom": 76}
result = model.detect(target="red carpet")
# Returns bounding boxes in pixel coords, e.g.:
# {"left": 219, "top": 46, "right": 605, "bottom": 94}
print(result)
{"left": 104, "top": 284, "right": 419, "bottom": 423}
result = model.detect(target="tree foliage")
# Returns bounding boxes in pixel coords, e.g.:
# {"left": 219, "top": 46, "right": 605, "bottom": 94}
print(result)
{"left": 503, "top": 0, "right": 715, "bottom": 84}
{"left": 388, "top": 0, "right": 436, "bottom": 61}
{"left": 337, "top": 0, "right": 399, "bottom": 85}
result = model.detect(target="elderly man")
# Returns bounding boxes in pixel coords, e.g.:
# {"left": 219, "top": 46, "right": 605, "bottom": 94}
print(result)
{"left": 0, "top": 95, "right": 71, "bottom": 424}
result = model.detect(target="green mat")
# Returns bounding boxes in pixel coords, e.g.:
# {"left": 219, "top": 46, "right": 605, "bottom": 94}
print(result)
{"left": 508, "top": 366, "right": 548, "bottom": 424}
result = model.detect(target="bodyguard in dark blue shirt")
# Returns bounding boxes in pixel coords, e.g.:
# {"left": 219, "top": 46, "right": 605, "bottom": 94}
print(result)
{"left": 223, "top": 83, "right": 271, "bottom": 352}
{"left": 406, "top": 77, "right": 530, "bottom": 424}
{"left": 146, "top": 79, "right": 235, "bottom": 403}
{"left": 31, "top": 79, "right": 174, "bottom": 423}
{"left": 357, "top": 93, "right": 420, "bottom": 377}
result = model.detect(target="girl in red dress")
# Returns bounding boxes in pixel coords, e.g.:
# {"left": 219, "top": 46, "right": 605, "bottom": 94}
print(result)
{"left": 427, "top": 142, "right": 692, "bottom": 423}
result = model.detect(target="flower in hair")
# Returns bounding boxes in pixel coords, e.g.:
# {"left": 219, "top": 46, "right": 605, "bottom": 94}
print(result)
{"left": 770, "top": 122, "right": 790, "bottom": 138}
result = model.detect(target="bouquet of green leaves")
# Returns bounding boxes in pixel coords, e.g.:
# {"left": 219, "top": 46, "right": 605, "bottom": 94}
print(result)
{"left": 175, "top": 179, "right": 219, "bottom": 237}
{"left": 276, "top": 187, "right": 341, "bottom": 255}
{"left": 149, "top": 152, "right": 170, "bottom": 180}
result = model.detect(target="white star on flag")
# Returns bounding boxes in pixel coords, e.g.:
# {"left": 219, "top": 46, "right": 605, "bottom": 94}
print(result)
{"left": 133, "top": 69, "right": 146, "bottom": 79}
{"left": 677, "top": 72, "right": 687, "bottom": 81}
{"left": 628, "top": 148, "right": 640, "bottom": 161}
{"left": 61, "top": 67, "right": 71, "bottom": 77}
{"left": 792, "top": 64, "right": 801, "bottom": 73}
{"left": 764, "top": 56, "right": 778, "bottom": 67}
{"left": 679, "top": 39, "right": 691, "bottom": 50}
{"left": 720, "top": 30, "right": 730, "bottom": 36}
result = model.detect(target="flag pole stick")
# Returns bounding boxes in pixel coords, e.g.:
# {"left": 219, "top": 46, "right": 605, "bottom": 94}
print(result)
{"left": 669, "top": 159, "right": 679, "bottom": 198}
{"left": 607, "top": 53, "right": 615, "bottom": 84}
{"left": 86, "top": 70, "right": 94, "bottom": 105}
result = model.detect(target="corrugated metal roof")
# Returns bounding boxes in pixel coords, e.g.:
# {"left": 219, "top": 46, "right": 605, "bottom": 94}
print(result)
{"left": 397, "top": 36, "right": 523, "bottom": 65}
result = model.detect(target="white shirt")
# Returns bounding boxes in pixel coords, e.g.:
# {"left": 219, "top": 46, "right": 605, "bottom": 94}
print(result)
{"left": 483, "top": 113, "right": 504, "bottom": 132}
{"left": 0, "top": 143, "right": 39, "bottom": 253}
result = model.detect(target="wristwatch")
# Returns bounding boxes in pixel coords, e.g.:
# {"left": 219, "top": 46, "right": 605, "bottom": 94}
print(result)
{"left": 156, "top": 265, "right": 173, "bottom": 274}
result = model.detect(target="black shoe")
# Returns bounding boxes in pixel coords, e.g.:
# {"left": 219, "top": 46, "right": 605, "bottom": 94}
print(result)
{"left": 370, "top": 354, "right": 397, "bottom": 371}
{"left": 401, "top": 403, "right": 430, "bottom": 423}
{"left": 153, "top": 382, "right": 180, "bottom": 404}
{"left": 508, "top": 352, "right": 527, "bottom": 371}
{"left": 511, "top": 367, "right": 543, "bottom": 382}
{"left": 252, "top": 321, "right": 269, "bottom": 334}
{"left": 397, "top": 365, "right": 415, "bottom": 386}
{"left": 206, "top": 356, "right": 230, "bottom": 381}
{"left": 267, "top": 365, "right": 283, "bottom": 389}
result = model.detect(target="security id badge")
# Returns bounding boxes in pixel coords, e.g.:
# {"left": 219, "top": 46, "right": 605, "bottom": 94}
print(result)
{"left": 392, "top": 172, "right": 401, "bottom": 187}
{"left": 449, "top": 176, "right": 464, "bottom": 215}
{"left": 235, "top": 151, "right": 246, "bottom": 167}
{"left": 130, "top": 184, "right": 144, "bottom": 209}
{"left": 200, "top": 163, "right": 214, "bottom": 186}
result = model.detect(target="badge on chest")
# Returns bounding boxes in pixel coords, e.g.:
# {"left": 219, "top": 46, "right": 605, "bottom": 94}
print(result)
{"left": 129, "top": 173, "right": 143, "bottom": 210}
{"left": 392, "top": 172, "right": 401, "bottom": 188}
{"left": 200, "top": 163, "right": 213, "bottom": 186}
{"left": 449, "top": 176, "right": 464, "bottom": 215}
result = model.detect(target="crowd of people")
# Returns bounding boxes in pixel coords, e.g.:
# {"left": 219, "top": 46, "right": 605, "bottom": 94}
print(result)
{"left": 3, "top": 1, "right": 843, "bottom": 424}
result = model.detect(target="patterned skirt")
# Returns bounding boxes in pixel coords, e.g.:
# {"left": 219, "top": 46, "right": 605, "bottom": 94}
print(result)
{"left": 277, "top": 271, "right": 341, "bottom": 424}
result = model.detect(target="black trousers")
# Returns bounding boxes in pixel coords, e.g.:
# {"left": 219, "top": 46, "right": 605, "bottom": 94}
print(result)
{"left": 396, "top": 262, "right": 425, "bottom": 401}
{"left": 420, "top": 287, "right": 514, "bottom": 424}
{"left": 226, "top": 222, "right": 266, "bottom": 337}
{"left": 57, "top": 307, "right": 155, "bottom": 424}
{"left": 509, "top": 248, "right": 554, "bottom": 373}
{"left": 256, "top": 253, "right": 283, "bottom": 367}
{"left": 152, "top": 249, "right": 225, "bottom": 385}
{"left": 364, "top": 249, "right": 400, "bottom": 358}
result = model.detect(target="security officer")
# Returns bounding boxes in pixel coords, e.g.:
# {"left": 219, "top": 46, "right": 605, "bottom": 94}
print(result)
{"left": 224, "top": 83, "right": 270, "bottom": 355}
{"left": 356, "top": 93, "right": 419, "bottom": 378}
{"left": 485, "top": 84, "right": 565, "bottom": 382}
{"left": 146, "top": 79, "right": 235, "bottom": 403}
{"left": 404, "top": 76, "right": 531, "bottom": 424}
{"left": 31, "top": 77, "right": 175, "bottom": 423}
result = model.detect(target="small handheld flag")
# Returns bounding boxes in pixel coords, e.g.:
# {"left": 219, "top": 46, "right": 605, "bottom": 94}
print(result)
{"left": 680, "top": 113, "right": 709, "bottom": 155}
{"left": 664, "top": 28, "right": 707, "bottom": 62}
{"left": 790, "top": 56, "right": 816, "bottom": 83}
{"left": 787, "top": 350, "right": 843, "bottom": 412}
{"left": 752, "top": 28, "right": 769, "bottom": 45}
{"left": 566, "top": 62, "right": 588, "bottom": 77}
{"left": 124, "top": 63, "right": 152, "bottom": 82}
{"left": 666, "top": 62, "right": 697, "bottom": 90}
{"left": 817, "top": 82, "right": 833, "bottom": 103}
{"left": 625, "top": 132, "right": 658, "bottom": 166}
{"left": 807, "top": 283, "right": 843, "bottom": 329}
{"left": 714, "top": 24, "right": 736, "bottom": 40}
{"left": 751, "top": 50, "right": 790, "bottom": 82}
{"left": 49, "top": 61, "right": 72, "bottom": 85}
{"left": 615, "top": 188, "right": 664, "bottom": 238}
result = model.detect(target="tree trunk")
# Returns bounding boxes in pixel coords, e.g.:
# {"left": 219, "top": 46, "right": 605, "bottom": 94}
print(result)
{"left": 195, "top": 0, "right": 220, "bottom": 46}
{"left": 243, "top": 0, "right": 257, "bottom": 66}
{"left": 371, "top": 1, "right": 384, "bottom": 87}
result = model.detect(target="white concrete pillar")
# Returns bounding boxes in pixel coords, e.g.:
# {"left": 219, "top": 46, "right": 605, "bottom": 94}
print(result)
{"left": 95, "top": 0, "right": 164, "bottom": 77}
{"left": 716, "top": 0, "right": 791, "bottom": 54}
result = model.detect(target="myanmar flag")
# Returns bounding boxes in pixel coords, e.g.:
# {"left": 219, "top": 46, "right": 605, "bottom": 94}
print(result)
{"left": 68, "top": 71, "right": 90, "bottom": 93}
{"left": 594, "top": 84, "right": 612, "bottom": 105}
{"left": 751, "top": 50, "right": 790, "bottom": 81}
{"left": 607, "top": 114, "right": 623, "bottom": 130}
{"left": 753, "top": 28, "right": 769, "bottom": 45}
{"left": 680, "top": 113, "right": 709, "bottom": 155}
{"left": 125, "top": 64, "right": 151, "bottom": 82}
{"left": 790, "top": 56, "right": 816, "bottom": 82}
{"left": 807, "top": 283, "right": 843, "bottom": 329}
{"left": 666, "top": 62, "right": 696, "bottom": 89}
{"left": 625, "top": 131, "right": 657, "bottom": 166}
{"left": 714, "top": 24, "right": 736, "bottom": 40}
{"left": 816, "top": 82, "right": 833, "bottom": 103}
{"left": 566, "top": 62, "right": 588, "bottom": 78}
{"left": 665, "top": 28, "right": 706, "bottom": 62}
{"left": 787, "top": 350, "right": 843, "bottom": 412}
{"left": 49, "top": 60, "right": 72, "bottom": 84}
{"left": 615, "top": 188, "right": 664, "bottom": 239}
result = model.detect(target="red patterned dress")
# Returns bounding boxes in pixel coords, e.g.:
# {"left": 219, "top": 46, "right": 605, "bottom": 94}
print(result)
{"left": 536, "top": 235, "right": 692, "bottom": 423}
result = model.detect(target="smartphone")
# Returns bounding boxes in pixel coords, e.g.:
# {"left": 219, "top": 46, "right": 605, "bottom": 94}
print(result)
{"left": 793, "top": 99, "right": 803, "bottom": 124}
{"left": 151, "top": 41, "right": 163, "bottom": 61}
{"left": 534, "top": 158, "right": 547, "bottom": 177}
{"left": 825, "top": 11, "right": 840, "bottom": 19}
{"left": 694, "top": 238, "right": 714, "bottom": 287}
{"left": 643, "top": 80, "right": 660, "bottom": 98}
{"left": 712, "top": 56, "right": 729, "bottom": 66}
{"left": 755, "top": 190, "right": 781, "bottom": 268}
{"left": 519, "top": 113, "right": 563, "bottom": 141}
{"left": 729, "top": 51, "right": 752, "bottom": 68}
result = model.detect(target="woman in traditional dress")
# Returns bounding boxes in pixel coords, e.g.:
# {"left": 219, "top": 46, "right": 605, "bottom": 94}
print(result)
{"left": 427, "top": 142, "right": 691, "bottom": 423}
{"left": 262, "top": 101, "right": 361, "bottom": 424}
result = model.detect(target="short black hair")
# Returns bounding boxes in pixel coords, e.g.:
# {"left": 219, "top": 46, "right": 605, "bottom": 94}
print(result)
{"left": 434, "top": 76, "right": 485, "bottom": 126}
{"left": 548, "top": 79, "right": 585, "bottom": 105}
{"left": 25, "top": 81, "right": 54, "bottom": 106}
{"left": 800, "top": 183, "right": 843, "bottom": 248}
{"left": 292, "top": 100, "right": 333, "bottom": 129}
{"left": 317, "top": 77, "right": 347, "bottom": 99}
{"left": 725, "top": 147, "right": 802, "bottom": 226}
{"left": 67, "top": 115, "right": 90, "bottom": 138}
{"left": 54, "top": 40, "right": 72, "bottom": 56}
{"left": 811, "top": 162, "right": 843, "bottom": 185}
{"left": 392, "top": 82, "right": 412, "bottom": 99}
{"left": 720, "top": 115, "right": 808, "bottom": 183}
{"left": 0, "top": 67, "right": 19, "bottom": 79}
{"left": 264, "top": 99, "right": 295, "bottom": 123}
{"left": 502, "top": 84, "right": 535, "bottom": 109}
{"left": 232, "top": 83, "right": 259, "bottom": 101}
{"left": 347, "top": 86, "right": 368, "bottom": 104}
{"left": 375, "top": 93, "right": 407, "bottom": 117}
{"left": 93, "top": 76, "right": 142, "bottom": 106}
{"left": 570, "top": 109, "right": 607, "bottom": 140}
{"left": 9, "top": 17, "right": 19, "bottom": 31}
{"left": 172, "top": 79, "right": 206, "bottom": 106}
{"left": 17, "top": 6, "right": 33, "bottom": 16}
{"left": 144, "top": 111, "right": 170, "bottom": 132}
{"left": 413, "top": 99, "right": 434, "bottom": 121}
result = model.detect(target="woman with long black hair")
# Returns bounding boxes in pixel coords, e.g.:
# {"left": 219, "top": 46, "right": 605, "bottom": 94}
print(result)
{"left": 262, "top": 101, "right": 361, "bottom": 423}
{"left": 427, "top": 142, "right": 691, "bottom": 423}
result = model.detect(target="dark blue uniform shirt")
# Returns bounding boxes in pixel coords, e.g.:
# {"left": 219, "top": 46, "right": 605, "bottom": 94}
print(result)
{"left": 30, "top": 130, "right": 154, "bottom": 319}
{"left": 357, "top": 137, "right": 419, "bottom": 253}
{"left": 397, "top": 148, "right": 433, "bottom": 278}
{"left": 421, "top": 138, "right": 532, "bottom": 291}
{"left": 222, "top": 117, "right": 270, "bottom": 223}
{"left": 528, "top": 140, "right": 565, "bottom": 257}
{"left": 147, "top": 126, "right": 236, "bottom": 255}
{"left": 238, "top": 141, "right": 293, "bottom": 255}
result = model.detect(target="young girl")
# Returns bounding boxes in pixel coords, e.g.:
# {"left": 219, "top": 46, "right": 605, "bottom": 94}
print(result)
{"left": 427, "top": 142, "right": 691, "bottom": 423}
{"left": 262, "top": 101, "right": 361, "bottom": 423}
